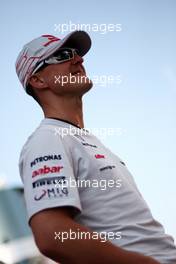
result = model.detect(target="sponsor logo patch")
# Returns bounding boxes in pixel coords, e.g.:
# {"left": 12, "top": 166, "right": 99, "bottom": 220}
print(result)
{"left": 95, "top": 154, "right": 105, "bottom": 159}
{"left": 34, "top": 187, "right": 68, "bottom": 201}
{"left": 100, "top": 165, "right": 116, "bottom": 171}
{"left": 34, "top": 190, "right": 47, "bottom": 201}
{"left": 82, "top": 142, "right": 98, "bottom": 148}
{"left": 32, "top": 165, "right": 63, "bottom": 178}
{"left": 30, "top": 154, "right": 62, "bottom": 167}
{"left": 32, "top": 176, "right": 66, "bottom": 189}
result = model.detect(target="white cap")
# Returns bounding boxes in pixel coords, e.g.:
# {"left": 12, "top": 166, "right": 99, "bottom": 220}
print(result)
{"left": 15, "top": 30, "right": 91, "bottom": 91}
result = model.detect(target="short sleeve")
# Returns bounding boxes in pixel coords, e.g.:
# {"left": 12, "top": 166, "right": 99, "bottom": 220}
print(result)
{"left": 19, "top": 128, "right": 82, "bottom": 222}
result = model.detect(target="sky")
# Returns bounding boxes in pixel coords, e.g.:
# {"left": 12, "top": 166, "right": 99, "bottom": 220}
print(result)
{"left": 0, "top": 0, "right": 176, "bottom": 241}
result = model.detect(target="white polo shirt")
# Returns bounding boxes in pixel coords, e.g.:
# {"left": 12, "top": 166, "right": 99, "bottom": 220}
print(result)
{"left": 19, "top": 118, "right": 176, "bottom": 264}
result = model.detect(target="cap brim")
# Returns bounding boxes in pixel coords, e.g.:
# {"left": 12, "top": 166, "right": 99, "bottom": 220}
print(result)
{"left": 61, "top": 30, "right": 91, "bottom": 57}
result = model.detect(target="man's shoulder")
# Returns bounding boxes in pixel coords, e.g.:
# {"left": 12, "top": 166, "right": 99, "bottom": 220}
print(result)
{"left": 19, "top": 123, "right": 65, "bottom": 160}
{"left": 22, "top": 123, "right": 54, "bottom": 147}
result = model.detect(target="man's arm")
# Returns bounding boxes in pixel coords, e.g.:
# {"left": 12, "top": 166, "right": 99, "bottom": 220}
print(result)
{"left": 30, "top": 207, "right": 160, "bottom": 264}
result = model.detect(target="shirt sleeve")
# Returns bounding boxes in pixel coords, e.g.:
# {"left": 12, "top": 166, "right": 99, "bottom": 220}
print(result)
{"left": 19, "top": 128, "right": 82, "bottom": 223}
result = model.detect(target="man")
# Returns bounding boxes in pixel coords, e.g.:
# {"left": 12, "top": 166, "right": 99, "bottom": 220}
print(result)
{"left": 16, "top": 30, "right": 176, "bottom": 264}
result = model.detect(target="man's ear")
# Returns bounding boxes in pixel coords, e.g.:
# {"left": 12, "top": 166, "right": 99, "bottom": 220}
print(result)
{"left": 28, "top": 73, "right": 48, "bottom": 90}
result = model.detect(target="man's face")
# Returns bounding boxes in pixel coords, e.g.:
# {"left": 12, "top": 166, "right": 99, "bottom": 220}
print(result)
{"left": 37, "top": 50, "right": 93, "bottom": 97}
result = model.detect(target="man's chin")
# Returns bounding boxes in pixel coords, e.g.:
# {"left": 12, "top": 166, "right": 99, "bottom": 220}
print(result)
{"left": 75, "top": 78, "right": 93, "bottom": 95}
{"left": 69, "top": 75, "right": 93, "bottom": 95}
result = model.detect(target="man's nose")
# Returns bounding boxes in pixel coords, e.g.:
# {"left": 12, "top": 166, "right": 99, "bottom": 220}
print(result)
{"left": 71, "top": 53, "right": 84, "bottom": 64}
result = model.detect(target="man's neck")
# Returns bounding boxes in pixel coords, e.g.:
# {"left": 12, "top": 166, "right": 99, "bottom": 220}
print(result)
{"left": 43, "top": 96, "right": 84, "bottom": 128}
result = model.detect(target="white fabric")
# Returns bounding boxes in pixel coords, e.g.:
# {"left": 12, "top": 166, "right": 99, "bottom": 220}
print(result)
{"left": 19, "top": 118, "right": 176, "bottom": 264}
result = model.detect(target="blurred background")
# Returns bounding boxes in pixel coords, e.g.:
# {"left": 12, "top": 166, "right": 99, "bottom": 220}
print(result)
{"left": 0, "top": 0, "right": 176, "bottom": 262}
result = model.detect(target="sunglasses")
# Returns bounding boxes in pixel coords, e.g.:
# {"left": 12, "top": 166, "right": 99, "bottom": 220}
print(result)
{"left": 32, "top": 48, "right": 79, "bottom": 75}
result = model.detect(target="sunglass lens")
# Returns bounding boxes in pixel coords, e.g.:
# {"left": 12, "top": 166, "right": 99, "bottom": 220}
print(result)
{"left": 54, "top": 49, "right": 73, "bottom": 61}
